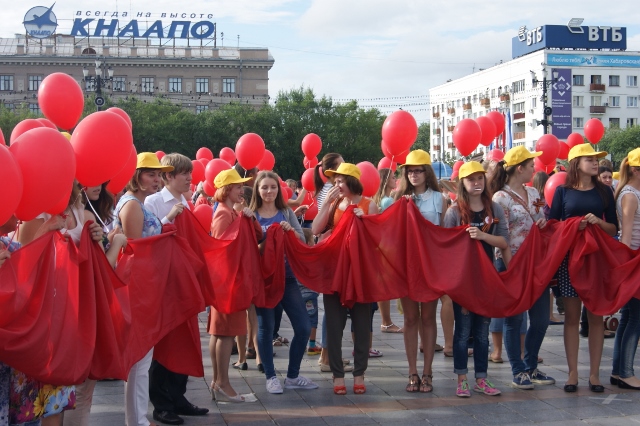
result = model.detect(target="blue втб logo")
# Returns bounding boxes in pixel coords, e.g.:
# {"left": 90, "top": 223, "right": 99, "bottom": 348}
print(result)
{"left": 23, "top": 3, "right": 58, "bottom": 39}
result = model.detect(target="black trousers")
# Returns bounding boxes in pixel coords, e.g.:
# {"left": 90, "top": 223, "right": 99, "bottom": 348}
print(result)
{"left": 149, "top": 360, "right": 190, "bottom": 412}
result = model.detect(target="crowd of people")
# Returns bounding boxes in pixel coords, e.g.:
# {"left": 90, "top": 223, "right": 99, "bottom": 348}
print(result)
{"left": 1, "top": 142, "right": 640, "bottom": 426}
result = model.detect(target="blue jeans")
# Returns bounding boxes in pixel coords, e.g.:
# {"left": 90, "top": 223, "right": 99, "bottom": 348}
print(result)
{"left": 453, "top": 301, "right": 490, "bottom": 378}
{"left": 256, "top": 275, "right": 311, "bottom": 380}
{"left": 612, "top": 298, "right": 640, "bottom": 378}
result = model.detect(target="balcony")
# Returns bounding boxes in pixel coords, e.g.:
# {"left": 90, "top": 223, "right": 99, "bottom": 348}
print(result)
{"left": 434, "top": 128, "right": 441, "bottom": 135}
{"left": 513, "top": 112, "right": 526, "bottom": 121}
{"left": 447, "top": 108, "right": 456, "bottom": 114}
{"left": 514, "top": 131, "right": 526, "bottom": 140}
{"left": 462, "top": 103, "right": 472, "bottom": 110}
{"left": 480, "top": 98, "right": 491, "bottom": 107}
{"left": 590, "top": 105, "right": 607, "bottom": 114}
{"left": 500, "top": 93, "right": 510, "bottom": 102}
{"left": 590, "top": 83, "right": 606, "bottom": 92}
{"left": 447, "top": 142, "right": 455, "bottom": 149}
{"left": 433, "top": 144, "right": 441, "bottom": 151}
{"left": 447, "top": 125, "right": 456, "bottom": 132}
{"left": 433, "top": 112, "right": 440, "bottom": 118}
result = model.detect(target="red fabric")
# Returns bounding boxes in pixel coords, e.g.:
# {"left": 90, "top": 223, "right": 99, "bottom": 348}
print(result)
{"left": 260, "top": 225, "right": 286, "bottom": 308}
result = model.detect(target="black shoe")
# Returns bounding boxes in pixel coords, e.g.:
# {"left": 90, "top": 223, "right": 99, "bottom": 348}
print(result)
{"left": 610, "top": 376, "right": 620, "bottom": 385}
{"left": 589, "top": 381, "right": 604, "bottom": 393}
{"left": 175, "top": 403, "right": 209, "bottom": 416}
{"left": 579, "top": 328, "right": 589, "bottom": 337}
{"left": 152, "top": 410, "right": 184, "bottom": 425}
{"left": 233, "top": 362, "right": 248, "bottom": 370}
{"left": 563, "top": 383, "right": 578, "bottom": 393}
{"left": 231, "top": 344, "right": 239, "bottom": 356}
{"left": 618, "top": 379, "right": 640, "bottom": 390}
{"left": 258, "top": 363, "right": 264, "bottom": 373}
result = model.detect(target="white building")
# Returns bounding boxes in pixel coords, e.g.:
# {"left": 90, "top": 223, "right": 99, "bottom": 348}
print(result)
{"left": 429, "top": 22, "right": 640, "bottom": 160}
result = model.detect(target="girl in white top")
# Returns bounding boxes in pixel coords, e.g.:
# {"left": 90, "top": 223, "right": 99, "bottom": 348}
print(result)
{"left": 393, "top": 150, "right": 448, "bottom": 393}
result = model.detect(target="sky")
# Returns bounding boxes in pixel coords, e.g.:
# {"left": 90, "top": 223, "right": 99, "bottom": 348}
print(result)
{"left": 3, "top": 0, "right": 640, "bottom": 124}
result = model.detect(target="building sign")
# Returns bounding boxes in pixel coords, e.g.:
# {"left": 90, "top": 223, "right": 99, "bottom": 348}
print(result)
{"left": 23, "top": 4, "right": 58, "bottom": 39}
{"left": 70, "top": 12, "right": 215, "bottom": 39}
{"left": 551, "top": 68, "right": 572, "bottom": 139}
{"left": 512, "top": 24, "right": 626, "bottom": 58}
{"left": 547, "top": 53, "right": 640, "bottom": 68}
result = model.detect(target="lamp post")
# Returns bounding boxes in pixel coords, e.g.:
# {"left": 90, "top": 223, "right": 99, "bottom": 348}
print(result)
{"left": 531, "top": 69, "right": 559, "bottom": 134}
{"left": 82, "top": 58, "right": 114, "bottom": 111}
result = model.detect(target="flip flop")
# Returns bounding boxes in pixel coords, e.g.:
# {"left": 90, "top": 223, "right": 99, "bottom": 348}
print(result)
{"left": 550, "top": 320, "right": 564, "bottom": 325}
{"left": 444, "top": 351, "right": 453, "bottom": 357}
{"left": 489, "top": 356, "right": 503, "bottom": 363}
{"left": 380, "top": 323, "right": 403, "bottom": 333}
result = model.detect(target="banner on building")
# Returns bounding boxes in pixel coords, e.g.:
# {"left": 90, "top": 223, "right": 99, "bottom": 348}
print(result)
{"left": 551, "top": 68, "right": 572, "bottom": 140}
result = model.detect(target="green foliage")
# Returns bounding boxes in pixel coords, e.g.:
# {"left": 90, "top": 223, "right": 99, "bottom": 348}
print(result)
{"left": 414, "top": 123, "right": 430, "bottom": 152}
{"left": 597, "top": 126, "right": 640, "bottom": 168}
{"left": 0, "top": 104, "right": 40, "bottom": 143}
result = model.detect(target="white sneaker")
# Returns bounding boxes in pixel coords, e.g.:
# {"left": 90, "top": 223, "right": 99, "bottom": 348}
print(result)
{"left": 284, "top": 375, "right": 319, "bottom": 390}
{"left": 266, "top": 376, "right": 283, "bottom": 394}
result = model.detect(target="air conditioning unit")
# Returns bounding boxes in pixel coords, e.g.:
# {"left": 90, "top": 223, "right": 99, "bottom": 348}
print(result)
{"left": 529, "top": 108, "right": 535, "bottom": 113}
{"left": 604, "top": 102, "right": 609, "bottom": 106}
{"left": 530, "top": 119, "right": 537, "bottom": 128}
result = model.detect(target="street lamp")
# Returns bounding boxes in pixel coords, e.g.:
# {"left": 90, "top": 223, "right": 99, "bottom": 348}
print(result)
{"left": 82, "top": 58, "right": 114, "bottom": 111}
{"left": 531, "top": 69, "right": 559, "bottom": 134}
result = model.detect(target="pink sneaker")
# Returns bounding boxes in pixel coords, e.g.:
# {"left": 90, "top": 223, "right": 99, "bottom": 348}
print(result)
{"left": 456, "top": 379, "right": 471, "bottom": 397}
{"left": 473, "top": 378, "right": 501, "bottom": 396}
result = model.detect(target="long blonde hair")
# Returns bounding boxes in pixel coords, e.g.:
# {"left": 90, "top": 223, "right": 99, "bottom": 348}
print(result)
{"left": 614, "top": 157, "right": 640, "bottom": 201}
{"left": 373, "top": 168, "right": 394, "bottom": 207}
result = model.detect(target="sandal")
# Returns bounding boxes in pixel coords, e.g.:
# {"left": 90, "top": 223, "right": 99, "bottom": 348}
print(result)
{"left": 406, "top": 374, "right": 420, "bottom": 392}
{"left": 272, "top": 339, "right": 282, "bottom": 346}
{"left": 420, "top": 374, "right": 433, "bottom": 393}
{"left": 353, "top": 376, "right": 366, "bottom": 394}
{"left": 380, "top": 323, "right": 403, "bottom": 333}
{"left": 333, "top": 377, "right": 346, "bottom": 395}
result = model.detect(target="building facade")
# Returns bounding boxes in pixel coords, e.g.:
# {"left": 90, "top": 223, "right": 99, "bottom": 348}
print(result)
{"left": 0, "top": 34, "right": 274, "bottom": 114}
{"left": 429, "top": 22, "right": 639, "bottom": 160}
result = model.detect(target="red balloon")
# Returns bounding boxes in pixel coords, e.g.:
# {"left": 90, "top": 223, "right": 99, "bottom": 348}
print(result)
{"left": 381, "top": 111, "right": 418, "bottom": 156}
{"left": 301, "top": 133, "right": 322, "bottom": 158}
{"left": 191, "top": 160, "right": 205, "bottom": 184}
{"left": 71, "top": 111, "right": 133, "bottom": 187}
{"left": 155, "top": 151, "right": 166, "bottom": 160}
{"left": 196, "top": 147, "right": 214, "bottom": 161}
{"left": 236, "top": 133, "right": 265, "bottom": 170}
{"left": 476, "top": 116, "right": 497, "bottom": 147}
{"left": 378, "top": 157, "right": 397, "bottom": 172}
{"left": 453, "top": 160, "right": 464, "bottom": 172}
{"left": 318, "top": 167, "right": 328, "bottom": 184}
{"left": 193, "top": 204, "right": 213, "bottom": 231}
{"left": 219, "top": 147, "right": 236, "bottom": 165}
{"left": 107, "top": 145, "right": 137, "bottom": 195}
{"left": 37, "top": 118, "right": 57, "bottom": 130}
{"left": 301, "top": 168, "right": 315, "bottom": 192}
{"left": 584, "top": 118, "right": 605, "bottom": 144}
{"left": 557, "top": 142, "right": 570, "bottom": 161}
{"left": 258, "top": 149, "right": 275, "bottom": 171}
{"left": 450, "top": 171, "right": 458, "bottom": 180}
{"left": 453, "top": 119, "right": 482, "bottom": 156}
{"left": 10, "top": 119, "right": 43, "bottom": 144}
{"left": 0, "top": 145, "right": 23, "bottom": 225}
{"left": 203, "top": 180, "right": 216, "bottom": 197}
{"left": 198, "top": 158, "right": 210, "bottom": 167}
{"left": 356, "top": 161, "right": 381, "bottom": 197}
{"left": 38, "top": 72, "right": 84, "bottom": 130}
{"left": 486, "top": 111, "right": 506, "bottom": 139}
{"left": 282, "top": 186, "right": 293, "bottom": 200}
{"left": 303, "top": 192, "right": 318, "bottom": 220}
{"left": 107, "top": 107, "right": 133, "bottom": 130}
{"left": 534, "top": 157, "right": 555, "bottom": 174}
{"left": 205, "top": 159, "right": 232, "bottom": 187}
{"left": 535, "top": 134, "right": 561, "bottom": 165}
{"left": 303, "top": 156, "right": 319, "bottom": 169}
{"left": 544, "top": 172, "right": 567, "bottom": 206}
{"left": 46, "top": 184, "right": 72, "bottom": 216}
{"left": 566, "top": 133, "right": 584, "bottom": 149}
{"left": 9, "top": 128, "right": 76, "bottom": 221}
{"left": 0, "top": 128, "right": 5, "bottom": 146}
{"left": 381, "top": 140, "right": 409, "bottom": 163}
{"left": 485, "top": 150, "right": 504, "bottom": 162}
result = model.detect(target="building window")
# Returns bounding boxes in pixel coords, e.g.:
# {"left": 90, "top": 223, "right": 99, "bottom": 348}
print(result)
{"left": 168, "top": 77, "right": 182, "bottom": 93}
{"left": 628, "top": 118, "right": 638, "bottom": 127}
{"left": 609, "top": 75, "right": 620, "bottom": 86}
{"left": 513, "top": 102, "right": 525, "bottom": 113}
{"left": 491, "top": 89, "right": 496, "bottom": 98}
{"left": 0, "top": 75, "right": 14, "bottom": 91}
{"left": 29, "top": 103, "right": 41, "bottom": 114}
{"left": 5, "top": 103, "right": 15, "bottom": 111}
{"left": 196, "top": 105, "right": 209, "bottom": 114}
{"left": 628, "top": 96, "right": 638, "bottom": 107}
{"left": 112, "top": 77, "right": 126, "bottom": 92}
{"left": 573, "top": 75, "right": 584, "bottom": 86}
{"left": 222, "top": 78, "right": 235, "bottom": 93}
{"left": 530, "top": 97, "right": 537, "bottom": 109}
{"left": 195, "top": 78, "right": 209, "bottom": 94}
{"left": 512, "top": 79, "right": 525, "bottom": 93}
{"left": 28, "top": 75, "right": 43, "bottom": 91}
{"left": 627, "top": 76, "right": 638, "bottom": 87}
{"left": 141, "top": 77, "right": 154, "bottom": 93}
{"left": 573, "top": 117, "right": 584, "bottom": 128}
{"left": 609, "top": 118, "right": 620, "bottom": 128}
{"left": 591, "top": 75, "right": 602, "bottom": 84}
{"left": 608, "top": 96, "right": 620, "bottom": 107}
{"left": 591, "top": 96, "right": 602, "bottom": 106}
{"left": 456, "top": 99, "right": 460, "bottom": 107}
{"left": 573, "top": 96, "right": 584, "bottom": 107}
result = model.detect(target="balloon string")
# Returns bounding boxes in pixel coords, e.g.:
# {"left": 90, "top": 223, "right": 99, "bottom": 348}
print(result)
{"left": 5, "top": 220, "right": 21, "bottom": 248}
{"left": 243, "top": 170, "right": 247, "bottom": 178}
{"left": 380, "top": 155, "right": 395, "bottom": 199}
{"left": 82, "top": 189, "right": 108, "bottom": 230}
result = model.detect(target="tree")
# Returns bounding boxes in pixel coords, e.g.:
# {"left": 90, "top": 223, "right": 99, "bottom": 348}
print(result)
{"left": 414, "top": 122, "right": 431, "bottom": 153}
{"left": 597, "top": 126, "right": 640, "bottom": 167}
{"left": 0, "top": 104, "right": 40, "bottom": 143}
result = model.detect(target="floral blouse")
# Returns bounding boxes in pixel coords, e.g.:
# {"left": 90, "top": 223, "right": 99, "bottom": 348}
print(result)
{"left": 493, "top": 184, "right": 545, "bottom": 258}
